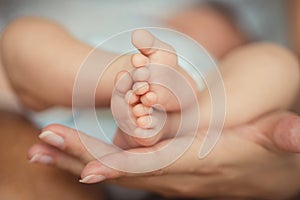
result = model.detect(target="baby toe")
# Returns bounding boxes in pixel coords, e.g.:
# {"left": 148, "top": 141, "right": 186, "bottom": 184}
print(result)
{"left": 125, "top": 90, "right": 139, "bottom": 105}
{"left": 132, "top": 67, "right": 150, "bottom": 82}
{"left": 136, "top": 115, "right": 153, "bottom": 129}
{"left": 140, "top": 92, "right": 157, "bottom": 107}
{"left": 133, "top": 82, "right": 150, "bottom": 95}
{"left": 133, "top": 103, "right": 153, "bottom": 117}
{"left": 131, "top": 53, "right": 149, "bottom": 68}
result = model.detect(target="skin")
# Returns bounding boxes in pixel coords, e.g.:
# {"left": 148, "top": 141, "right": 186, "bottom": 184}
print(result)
{"left": 1, "top": 38, "right": 104, "bottom": 199}
{"left": 0, "top": 111, "right": 104, "bottom": 200}
{"left": 33, "top": 3, "right": 300, "bottom": 198}
{"left": 164, "top": 4, "right": 247, "bottom": 59}
{"left": 29, "top": 111, "right": 300, "bottom": 199}
{"left": 0, "top": 17, "right": 133, "bottom": 110}
{"left": 112, "top": 31, "right": 300, "bottom": 148}
{"left": 0, "top": 17, "right": 113, "bottom": 199}
{"left": 1, "top": 1, "right": 299, "bottom": 198}
{"left": 3, "top": 22, "right": 296, "bottom": 199}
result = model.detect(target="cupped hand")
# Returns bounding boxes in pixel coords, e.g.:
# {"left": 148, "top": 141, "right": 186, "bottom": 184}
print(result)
{"left": 28, "top": 111, "right": 300, "bottom": 199}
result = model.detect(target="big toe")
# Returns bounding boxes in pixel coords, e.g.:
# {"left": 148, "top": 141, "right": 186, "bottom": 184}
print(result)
{"left": 132, "top": 29, "right": 156, "bottom": 55}
{"left": 132, "top": 29, "right": 176, "bottom": 57}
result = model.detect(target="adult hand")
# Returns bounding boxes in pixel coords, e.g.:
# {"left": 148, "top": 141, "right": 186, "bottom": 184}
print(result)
{"left": 28, "top": 111, "right": 300, "bottom": 199}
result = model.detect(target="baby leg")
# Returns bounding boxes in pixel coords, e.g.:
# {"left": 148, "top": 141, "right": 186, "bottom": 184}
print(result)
{"left": 199, "top": 43, "right": 299, "bottom": 128}
{"left": 0, "top": 17, "right": 134, "bottom": 110}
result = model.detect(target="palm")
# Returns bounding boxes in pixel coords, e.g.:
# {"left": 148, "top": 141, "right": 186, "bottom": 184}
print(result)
{"left": 29, "top": 111, "right": 300, "bottom": 199}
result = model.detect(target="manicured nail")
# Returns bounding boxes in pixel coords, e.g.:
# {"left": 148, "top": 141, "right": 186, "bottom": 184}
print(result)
{"left": 39, "top": 130, "right": 64, "bottom": 147}
{"left": 30, "top": 154, "right": 53, "bottom": 164}
{"left": 290, "top": 123, "right": 300, "bottom": 145}
{"left": 291, "top": 123, "right": 300, "bottom": 135}
{"left": 79, "top": 175, "right": 106, "bottom": 184}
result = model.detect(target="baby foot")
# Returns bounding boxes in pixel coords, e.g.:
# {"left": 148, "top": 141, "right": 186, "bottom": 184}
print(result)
{"left": 112, "top": 29, "right": 197, "bottom": 146}
{"left": 130, "top": 29, "right": 181, "bottom": 112}
{"left": 129, "top": 30, "right": 197, "bottom": 130}
{"left": 111, "top": 69, "right": 166, "bottom": 141}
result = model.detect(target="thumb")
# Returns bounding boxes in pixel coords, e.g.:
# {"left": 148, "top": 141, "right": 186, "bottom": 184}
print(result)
{"left": 271, "top": 114, "right": 300, "bottom": 153}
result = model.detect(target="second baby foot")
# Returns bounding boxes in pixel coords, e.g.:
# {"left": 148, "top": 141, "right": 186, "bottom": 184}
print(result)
{"left": 112, "top": 70, "right": 167, "bottom": 140}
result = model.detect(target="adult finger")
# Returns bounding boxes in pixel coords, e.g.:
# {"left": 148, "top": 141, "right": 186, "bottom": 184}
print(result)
{"left": 39, "top": 124, "right": 118, "bottom": 163}
{"left": 247, "top": 111, "right": 300, "bottom": 153}
{"left": 28, "top": 143, "right": 84, "bottom": 176}
{"left": 272, "top": 114, "right": 300, "bottom": 153}
{"left": 79, "top": 134, "right": 219, "bottom": 183}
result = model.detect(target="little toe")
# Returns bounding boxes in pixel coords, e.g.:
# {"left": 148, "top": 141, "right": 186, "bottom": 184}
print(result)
{"left": 132, "top": 67, "right": 150, "bottom": 82}
{"left": 131, "top": 53, "right": 149, "bottom": 68}
{"left": 133, "top": 109, "right": 166, "bottom": 143}
{"left": 114, "top": 71, "right": 133, "bottom": 94}
{"left": 125, "top": 90, "right": 139, "bottom": 105}
{"left": 133, "top": 82, "right": 150, "bottom": 95}
{"left": 140, "top": 92, "right": 157, "bottom": 107}
{"left": 133, "top": 103, "right": 153, "bottom": 117}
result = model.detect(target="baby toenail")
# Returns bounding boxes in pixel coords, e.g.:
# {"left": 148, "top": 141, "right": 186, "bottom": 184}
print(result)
{"left": 133, "top": 82, "right": 148, "bottom": 91}
{"left": 140, "top": 116, "right": 152, "bottom": 127}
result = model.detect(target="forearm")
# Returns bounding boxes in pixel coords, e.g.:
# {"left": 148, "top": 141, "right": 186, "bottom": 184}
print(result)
{"left": 0, "top": 17, "right": 131, "bottom": 110}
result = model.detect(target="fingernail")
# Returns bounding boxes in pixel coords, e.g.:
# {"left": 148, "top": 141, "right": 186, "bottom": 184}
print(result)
{"left": 30, "top": 154, "right": 53, "bottom": 164}
{"left": 291, "top": 123, "right": 300, "bottom": 135}
{"left": 289, "top": 118, "right": 300, "bottom": 135}
{"left": 79, "top": 175, "right": 106, "bottom": 184}
{"left": 290, "top": 123, "right": 300, "bottom": 145}
{"left": 39, "top": 130, "right": 64, "bottom": 147}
